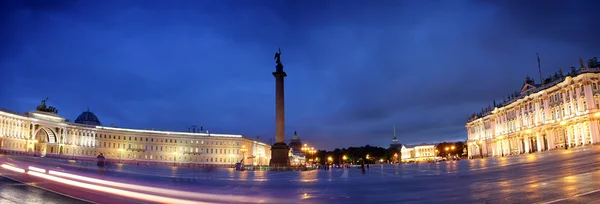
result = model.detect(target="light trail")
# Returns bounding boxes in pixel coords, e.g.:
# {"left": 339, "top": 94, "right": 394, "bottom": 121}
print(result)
{"left": 1, "top": 164, "right": 25, "bottom": 173}
{"left": 48, "top": 170, "right": 282, "bottom": 203}
{"left": 28, "top": 166, "right": 46, "bottom": 173}
{"left": 28, "top": 171, "right": 211, "bottom": 204}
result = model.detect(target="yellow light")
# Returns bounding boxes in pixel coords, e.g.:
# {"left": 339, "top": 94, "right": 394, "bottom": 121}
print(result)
{"left": 451, "top": 146, "right": 455, "bottom": 150}
{"left": 342, "top": 155, "right": 347, "bottom": 160}
{"left": 594, "top": 112, "right": 600, "bottom": 118}
{"left": 304, "top": 144, "right": 307, "bottom": 147}
{"left": 478, "top": 140, "right": 482, "bottom": 144}
{"left": 560, "top": 121, "right": 567, "bottom": 126}
{"left": 525, "top": 129, "right": 532, "bottom": 134}
{"left": 445, "top": 147, "right": 449, "bottom": 151}
{"left": 327, "top": 156, "right": 332, "bottom": 161}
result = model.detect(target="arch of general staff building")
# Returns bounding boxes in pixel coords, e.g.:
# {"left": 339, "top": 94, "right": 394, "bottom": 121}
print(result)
{"left": 0, "top": 109, "right": 271, "bottom": 166}
{"left": 466, "top": 69, "right": 600, "bottom": 158}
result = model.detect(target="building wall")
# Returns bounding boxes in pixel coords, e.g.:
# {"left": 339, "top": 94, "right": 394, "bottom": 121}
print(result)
{"left": 0, "top": 109, "right": 271, "bottom": 166}
{"left": 401, "top": 145, "right": 436, "bottom": 162}
{"left": 466, "top": 70, "right": 600, "bottom": 158}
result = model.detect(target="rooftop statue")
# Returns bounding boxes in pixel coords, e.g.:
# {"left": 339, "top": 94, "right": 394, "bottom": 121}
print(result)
{"left": 589, "top": 57, "right": 599, "bottom": 68}
{"left": 36, "top": 97, "right": 58, "bottom": 114}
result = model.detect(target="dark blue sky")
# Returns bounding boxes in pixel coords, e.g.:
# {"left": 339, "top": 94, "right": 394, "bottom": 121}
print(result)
{"left": 1, "top": 0, "right": 598, "bottom": 150}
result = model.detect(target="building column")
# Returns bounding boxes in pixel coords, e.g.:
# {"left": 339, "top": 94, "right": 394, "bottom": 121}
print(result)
{"left": 517, "top": 136, "right": 523, "bottom": 154}
{"left": 591, "top": 120, "right": 600, "bottom": 144}
{"left": 524, "top": 136, "right": 530, "bottom": 153}
{"left": 584, "top": 83, "right": 595, "bottom": 111}
{"left": 535, "top": 132, "right": 542, "bottom": 152}
{"left": 574, "top": 124, "right": 580, "bottom": 146}
{"left": 580, "top": 123, "right": 586, "bottom": 146}
{"left": 547, "top": 130, "right": 555, "bottom": 150}
{"left": 576, "top": 85, "right": 583, "bottom": 114}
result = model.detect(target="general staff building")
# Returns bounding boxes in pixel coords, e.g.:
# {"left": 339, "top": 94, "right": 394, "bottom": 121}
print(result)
{"left": 0, "top": 107, "right": 271, "bottom": 166}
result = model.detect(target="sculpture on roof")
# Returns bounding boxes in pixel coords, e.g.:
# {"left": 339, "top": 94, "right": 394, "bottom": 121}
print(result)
{"left": 36, "top": 97, "right": 58, "bottom": 114}
{"left": 559, "top": 68, "right": 564, "bottom": 77}
{"left": 589, "top": 57, "right": 599, "bottom": 68}
{"left": 525, "top": 75, "right": 535, "bottom": 85}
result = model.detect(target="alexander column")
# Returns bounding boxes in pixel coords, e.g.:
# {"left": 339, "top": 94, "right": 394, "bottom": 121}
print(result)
{"left": 269, "top": 48, "right": 291, "bottom": 168}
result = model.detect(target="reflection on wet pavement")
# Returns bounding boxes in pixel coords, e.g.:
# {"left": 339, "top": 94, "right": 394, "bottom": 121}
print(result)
{"left": 4, "top": 145, "right": 600, "bottom": 203}
{"left": 0, "top": 176, "right": 87, "bottom": 204}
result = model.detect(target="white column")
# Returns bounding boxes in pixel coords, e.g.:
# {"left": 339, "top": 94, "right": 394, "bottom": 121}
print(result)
{"left": 543, "top": 97, "right": 550, "bottom": 123}
{"left": 536, "top": 133, "right": 542, "bottom": 152}
{"left": 574, "top": 124, "right": 580, "bottom": 146}
{"left": 590, "top": 120, "right": 599, "bottom": 144}
{"left": 581, "top": 124, "right": 587, "bottom": 145}
{"left": 534, "top": 100, "right": 542, "bottom": 125}
{"left": 576, "top": 86, "right": 583, "bottom": 113}
{"left": 562, "top": 91, "right": 569, "bottom": 118}
{"left": 548, "top": 130, "right": 555, "bottom": 150}
{"left": 584, "top": 84, "right": 595, "bottom": 111}
{"left": 567, "top": 126, "right": 573, "bottom": 147}
{"left": 524, "top": 136, "right": 530, "bottom": 153}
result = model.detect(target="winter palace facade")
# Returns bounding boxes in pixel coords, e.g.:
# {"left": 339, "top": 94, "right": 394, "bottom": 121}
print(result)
{"left": 466, "top": 58, "right": 600, "bottom": 158}
{"left": 0, "top": 106, "right": 271, "bottom": 166}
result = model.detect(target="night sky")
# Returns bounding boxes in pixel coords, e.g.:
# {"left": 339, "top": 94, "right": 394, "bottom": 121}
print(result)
{"left": 1, "top": 0, "right": 598, "bottom": 150}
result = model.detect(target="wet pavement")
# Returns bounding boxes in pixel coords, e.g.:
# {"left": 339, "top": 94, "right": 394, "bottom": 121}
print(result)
{"left": 2, "top": 145, "right": 600, "bottom": 203}
{"left": 0, "top": 176, "right": 87, "bottom": 204}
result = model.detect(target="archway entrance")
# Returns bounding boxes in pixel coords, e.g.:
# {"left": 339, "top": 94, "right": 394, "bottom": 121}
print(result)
{"left": 33, "top": 127, "right": 58, "bottom": 157}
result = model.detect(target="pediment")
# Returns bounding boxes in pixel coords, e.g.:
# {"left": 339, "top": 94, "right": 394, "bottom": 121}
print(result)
{"left": 520, "top": 83, "right": 538, "bottom": 95}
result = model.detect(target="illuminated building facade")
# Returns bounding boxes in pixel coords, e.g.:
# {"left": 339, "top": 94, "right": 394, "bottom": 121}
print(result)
{"left": 0, "top": 107, "right": 271, "bottom": 166}
{"left": 400, "top": 144, "right": 436, "bottom": 162}
{"left": 466, "top": 58, "right": 600, "bottom": 158}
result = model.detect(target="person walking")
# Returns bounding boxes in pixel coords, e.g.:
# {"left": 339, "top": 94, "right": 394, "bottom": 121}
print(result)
{"left": 97, "top": 153, "right": 106, "bottom": 179}
{"left": 360, "top": 163, "right": 365, "bottom": 175}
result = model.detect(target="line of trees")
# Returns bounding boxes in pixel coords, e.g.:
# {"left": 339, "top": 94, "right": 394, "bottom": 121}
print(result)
{"left": 311, "top": 145, "right": 400, "bottom": 165}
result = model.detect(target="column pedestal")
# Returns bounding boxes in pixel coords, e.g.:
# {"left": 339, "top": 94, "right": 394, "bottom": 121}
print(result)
{"left": 269, "top": 142, "right": 290, "bottom": 168}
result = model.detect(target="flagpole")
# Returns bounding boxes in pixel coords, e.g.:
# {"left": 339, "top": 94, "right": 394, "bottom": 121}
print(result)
{"left": 537, "top": 53, "right": 543, "bottom": 84}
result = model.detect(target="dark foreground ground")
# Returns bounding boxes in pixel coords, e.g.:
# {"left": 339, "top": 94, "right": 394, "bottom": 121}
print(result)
{"left": 0, "top": 176, "right": 86, "bottom": 204}
{"left": 2, "top": 145, "right": 600, "bottom": 203}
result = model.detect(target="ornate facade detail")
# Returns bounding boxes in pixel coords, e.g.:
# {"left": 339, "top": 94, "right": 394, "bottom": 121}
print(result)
{"left": 466, "top": 59, "right": 600, "bottom": 158}
{"left": 0, "top": 107, "right": 271, "bottom": 166}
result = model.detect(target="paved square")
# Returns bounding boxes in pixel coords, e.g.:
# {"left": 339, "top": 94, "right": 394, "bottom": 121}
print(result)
{"left": 3, "top": 146, "right": 600, "bottom": 203}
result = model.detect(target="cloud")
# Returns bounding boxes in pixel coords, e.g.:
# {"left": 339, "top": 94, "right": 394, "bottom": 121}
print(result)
{"left": 0, "top": 0, "right": 598, "bottom": 150}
